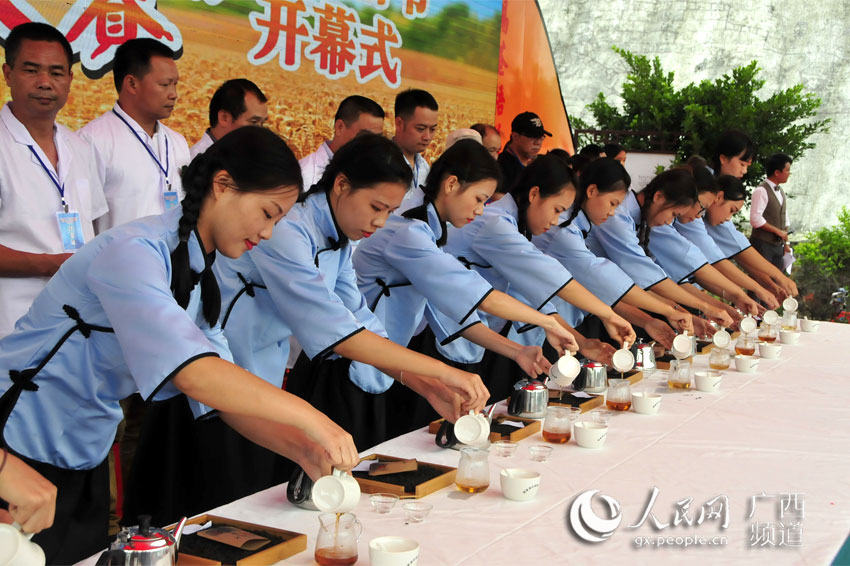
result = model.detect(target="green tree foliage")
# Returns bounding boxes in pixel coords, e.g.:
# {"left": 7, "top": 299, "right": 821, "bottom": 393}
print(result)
{"left": 585, "top": 47, "right": 830, "bottom": 185}
{"left": 794, "top": 207, "right": 850, "bottom": 320}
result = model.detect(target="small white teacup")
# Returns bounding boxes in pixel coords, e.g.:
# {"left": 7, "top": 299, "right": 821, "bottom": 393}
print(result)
{"left": 500, "top": 468, "right": 541, "bottom": 501}
{"left": 0, "top": 524, "right": 45, "bottom": 566}
{"left": 454, "top": 410, "right": 490, "bottom": 445}
{"left": 631, "top": 392, "right": 662, "bottom": 415}
{"left": 369, "top": 536, "right": 420, "bottom": 566}
{"left": 312, "top": 468, "right": 361, "bottom": 513}
{"left": 574, "top": 422, "right": 608, "bottom": 449}
{"left": 734, "top": 355, "right": 759, "bottom": 373}
{"left": 758, "top": 342, "right": 782, "bottom": 359}
{"left": 694, "top": 370, "right": 722, "bottom": 392}
{"left": 800, "top": 318, "right": 820, "bottom": 333}
{"left": 779, "top": 330, "right": 801, "bottom": 345}
{"left": 549, "top": 353, "right": 581, "bottom": 387}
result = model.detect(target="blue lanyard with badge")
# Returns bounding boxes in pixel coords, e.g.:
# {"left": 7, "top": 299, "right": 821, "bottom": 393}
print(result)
{"left": 112, "top": 109, "right": 179, "bottom": 210}
{"left": 29, "top": 146, "right": 85, "bottom": 252}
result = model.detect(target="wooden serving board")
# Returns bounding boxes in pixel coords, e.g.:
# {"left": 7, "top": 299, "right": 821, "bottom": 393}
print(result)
{"left": 353, "top": 454, "right": 456, "bottom": 498}
{"left": 427, "top": 415, "right": 541, "bottom": 443}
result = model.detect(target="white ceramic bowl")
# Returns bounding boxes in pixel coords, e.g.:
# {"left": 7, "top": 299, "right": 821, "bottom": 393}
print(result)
{"left": 369, "top": 536, "right": 420, "bottom": 566}
{"left": 800, "top": 319, "right": 820, "bottom": 333}
{"left": 694, "top": 370, "right": 722, "bottom": 392}
{"left": 574, "top": 422, "right": 608, "bottom": 449}
{"left": 734, "top": 354, "right": 759, "bottom": 373}
{"left": 757, "top": 342, "right": 782, "bottom": 359}
{"left": 499, "top": 468, "right": 541, "bottom": 501}
{"left": 779, "top": 330, "right": 801, "bottom": 345}
{"left": 631, "top": 392, "right": 662, "bottom": 415}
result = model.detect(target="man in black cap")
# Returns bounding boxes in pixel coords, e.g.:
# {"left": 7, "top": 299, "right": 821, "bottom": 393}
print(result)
{"left": 497, "top": 111, "right": 552, "bottom": 197}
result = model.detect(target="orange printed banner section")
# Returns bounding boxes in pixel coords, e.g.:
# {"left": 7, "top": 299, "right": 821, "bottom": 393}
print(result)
{"left": 496, "top": 0, "right": 573, "bottom": 154}
{"left": 0, "top": 0, "right": 501, "bottom": 160}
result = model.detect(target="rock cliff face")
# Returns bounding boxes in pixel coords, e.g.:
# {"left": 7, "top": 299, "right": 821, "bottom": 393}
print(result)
{"left": 540, "top": 0, "right": 850, "bottom": 232}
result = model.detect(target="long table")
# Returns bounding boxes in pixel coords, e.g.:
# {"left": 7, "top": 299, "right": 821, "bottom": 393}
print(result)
{"left": 81, "top": 322, "right": 850, "bottom": 565}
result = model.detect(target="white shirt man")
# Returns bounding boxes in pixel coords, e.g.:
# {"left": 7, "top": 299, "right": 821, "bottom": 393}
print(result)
{"left": 190, "top": 79, "right": 269, "bottom": 160}
{"left": 79, "top": 102, "right": 190, "bottom": 233}
{"left": 190, "top": 129, "right": 215, "bottom": 159}
{"left": 0, "top": 106, "right": 108, "bottom": 337}
{"left": 0, "top": 26, "right": 108, "bottom": 338}
{"left": 750, "top": 178, "right": 789, "bottom": 231}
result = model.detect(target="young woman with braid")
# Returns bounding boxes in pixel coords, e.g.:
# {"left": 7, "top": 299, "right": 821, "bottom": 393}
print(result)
{"left": 533, "top": 158, "right": 693, "bottom": 350}
{"left": 585, "top": 168, "right": 735, "bottom": 333}
{"left": 0, "top": 127, "right": 359, "bottom": 565}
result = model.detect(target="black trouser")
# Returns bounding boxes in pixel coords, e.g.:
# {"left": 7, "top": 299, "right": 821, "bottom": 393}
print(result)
{"left": 750, "top": 237, "right": 785, "bottom": 271}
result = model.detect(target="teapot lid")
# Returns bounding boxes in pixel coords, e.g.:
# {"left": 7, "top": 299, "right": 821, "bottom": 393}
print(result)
{"left": 521, "top": 380, "right": 547, "bottom": 391}
{"left": 115, "top": 516, "right": 174, "bottom": 551}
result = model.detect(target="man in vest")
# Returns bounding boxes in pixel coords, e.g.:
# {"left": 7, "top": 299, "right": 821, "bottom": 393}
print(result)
{"left": 749, "top": 153, "right": 792, "bottom": 270}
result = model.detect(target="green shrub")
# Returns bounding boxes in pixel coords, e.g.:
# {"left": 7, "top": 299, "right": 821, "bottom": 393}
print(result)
{"left": 793, "top": 207, "right": 850, "bottom": 321}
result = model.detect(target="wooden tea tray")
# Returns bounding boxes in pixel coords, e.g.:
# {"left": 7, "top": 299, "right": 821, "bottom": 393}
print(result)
{"left": 171, "top": 514, "right": 306, "bottom": 565}
{"left": 428, "top": 415, "right": 541, "bottom": 443}
{"left": 547, "top": 390, "right": 603, "bottom": 411}
{"left": 353, "top": 454, "right": 456, "bottom": 498}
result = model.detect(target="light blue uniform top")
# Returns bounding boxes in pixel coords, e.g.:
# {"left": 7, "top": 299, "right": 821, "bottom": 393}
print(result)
{"left": 437, "top": 194, "right": 573, "bottom": 362}
{"left": 704, "top": 220, "right": 752, "bottom": 259}
{"left": 215, "top": 192, "right": 389, "bottom": 393}
{"left": 351, "top": 195, "right": 494, "bottom": 383}
{"left": 673, "top": 217, "right": 726, "bottom": 264}
{"left": 534, "top": 207, "right": 635, "bottom": 327}
{"left": 0, "top": 207, "right": 227, "bottom": 470}
{"left": 586, "top": 191, "right": 670, "bottom": 289}
{"left": 648, "top": 223, "right": 709, "bottom": 284}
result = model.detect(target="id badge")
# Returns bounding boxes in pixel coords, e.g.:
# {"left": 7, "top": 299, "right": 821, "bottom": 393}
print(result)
{"left": 56, "top": 211, "right": 85, "bottom": 251}
{"left": 163, "top": 191, "right": 179, "bottom": 210}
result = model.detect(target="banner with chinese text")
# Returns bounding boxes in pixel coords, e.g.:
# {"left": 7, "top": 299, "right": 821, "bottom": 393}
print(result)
{"left": 0, "top": 0, "right": 502, "bottom": 159}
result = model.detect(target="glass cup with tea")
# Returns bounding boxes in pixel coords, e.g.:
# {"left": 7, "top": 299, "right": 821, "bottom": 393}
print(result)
{"left": 781, "top": 311, "right": 798, "bottom": 331}
{"left": 456, "top": 447, "right": 490, "bottom": 494}
{"left": 606, "top": 379, "right": 632, "bottom": 411}
{"left": 542, "top": 406, "right": 580, "bottom": 443}
{"left": 708, "top": 347, "right": 731, "bottom": 370}
{"left": 734, "top": 336, "right": 756, "bottom": 356}
{"left": 315, "top": 512, "right": 362, "bottom": 566}
{"left": 758, "top": 323, "right": 778, "bottom": 343}
{"left": 667, "top": 359, "right": 692, "bottom": 390}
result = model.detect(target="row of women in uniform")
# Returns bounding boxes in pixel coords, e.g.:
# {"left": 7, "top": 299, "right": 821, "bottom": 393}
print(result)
{"left": 0, "top": 126, "right": 797, "bottom": 564}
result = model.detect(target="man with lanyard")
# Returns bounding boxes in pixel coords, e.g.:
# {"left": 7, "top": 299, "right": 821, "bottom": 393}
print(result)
{"left": 190, "top": 78, "right": 269, "bottom": 159}
{"left": 0, "top": 23, "right": 107, "bottom": 339}
{"left": 78, "top": 38, "right": 190, "bottom": 233}
{"left": 392, "top": 89, "right": 438, "bottom": 191}
{"left": 498, "top": 111, "right": 551, "bottom": 194}
{"left": 300, "top": 95, "right": 384, "bottom": 191}
{"left": 750, "top": 153, "right": 793, "bottom": 271}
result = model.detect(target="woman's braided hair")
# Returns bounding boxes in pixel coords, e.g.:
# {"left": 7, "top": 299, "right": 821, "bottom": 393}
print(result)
{"left": 560, "top": 157, "right": 630, "bottom": 228}
{"left": 170, "top": 126, "right": 301, "bottom": 326}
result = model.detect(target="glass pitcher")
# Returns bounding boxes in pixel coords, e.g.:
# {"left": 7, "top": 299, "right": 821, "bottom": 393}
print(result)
{"left": 734, "top": 336, "right": 756, "bottom": 356}
{"left": 758, "top": 323, "right": 778, "bottom": 343}
{"left": 315, "top": 512, "right": 361, "bottom": 566}
{"left": 708, "top": 347, "right": 731, "bottom": 370}
{"left": 456, "top": 447, "right": 490, "bottom": 494}
{"left": 606, "top": 378, "right": 632, "bottom": 411}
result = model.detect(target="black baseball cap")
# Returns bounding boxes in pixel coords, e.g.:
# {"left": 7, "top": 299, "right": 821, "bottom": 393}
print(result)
{"left": 511, "top": 111, "right": 552, "bottom": 138}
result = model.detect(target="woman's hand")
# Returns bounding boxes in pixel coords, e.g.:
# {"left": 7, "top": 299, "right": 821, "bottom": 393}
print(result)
{"left": 514, "top": 346, "right": 551, "bottom": 378}
{"left": 0, "top": 452, "right": 57, "bottom": 534}
{"left": 578, "top": 339, "right": 616, "bottom": 366}
{"left": 302, "top": 416, "right": 359, "bottom": 477}
{"left": 643, "top": 319, "right": 676, "bottom": 350}
{"left": 692, "top": 316, "right": 717, "bottom": 338}
{"left": 602, "top": 313, "right": 636, "bottom": 347}
{"left": 665, "top": 307, "right": 693, "bottom": 334}
{"left": 703, "top": 306, "right": 733, "bottom": 328}
{"left": 437, "top": 367, "right": 489, "bottom": 415}
{"left": 754, "top": 286, "right": 780, "bottom": 310}
{"left": 732, "top": 293, "right": 759, "bottom": 317}
{"left": 542, "top": 319, "right": 579, "bottom": 356}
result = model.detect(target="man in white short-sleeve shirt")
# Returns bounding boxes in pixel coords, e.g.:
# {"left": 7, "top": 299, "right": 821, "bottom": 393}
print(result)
{"left": 78, "top": 38, "right": 190, "bottom": 233}
{"left": 190, "top": 78, "right": 268, "bottom": 159}
{"left": 0, "top": 23, "right": 108, "bottom": 338}
{"left": 299, "top": 95, "right": 384, "bottom": 191}
{"left": 392, "top": 88, "right": 438, "bottom": 191}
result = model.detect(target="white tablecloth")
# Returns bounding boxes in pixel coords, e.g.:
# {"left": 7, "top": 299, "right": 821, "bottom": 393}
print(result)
{"left": 81, "top": 322, "right": 850, "bottom": 565}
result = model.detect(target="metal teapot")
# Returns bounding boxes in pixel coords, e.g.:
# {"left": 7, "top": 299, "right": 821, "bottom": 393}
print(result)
{"left": 572, "top": 361, "right": 608, "bottom": 393}
{"left": 631, "top": 338, "right": 656, "bottom": 373}
{"left": 96, "top": 515, "right": 187, "bottom": 566}
{"left": 507, "top": 377, "right": 548, "bottom": 419}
